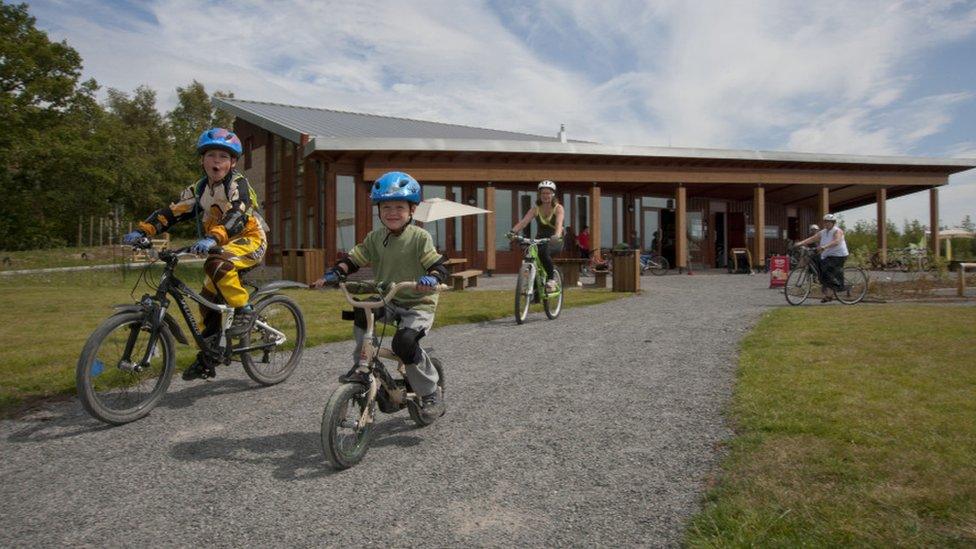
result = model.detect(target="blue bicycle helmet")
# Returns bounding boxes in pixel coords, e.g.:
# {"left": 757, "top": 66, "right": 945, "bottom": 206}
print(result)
{"left": 371, "top": 171, "right": 421, "bottom": 204}
{"left": 196, "top": 127, "right": 243, "bottom": 158}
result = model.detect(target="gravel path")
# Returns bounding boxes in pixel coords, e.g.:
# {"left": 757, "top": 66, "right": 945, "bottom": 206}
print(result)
{"left": 1, "top": 273, "right": 784, "bottom": 547}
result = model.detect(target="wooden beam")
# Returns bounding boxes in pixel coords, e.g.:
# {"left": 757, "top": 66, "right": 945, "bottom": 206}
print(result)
{"left": 818, "top": 187, "right": 830, "bottom": 220}
{"left": 484, "top": 186, "right": 496, "bottom": 272}
{"left": 676, "top": 185, "right": 687, "bottom": 270}
{"left": 754, "top": 186, "right": 765, "bottom": 268}
{"left": 930, "top": 187, "right": 940, "bottom": 256}
{"left": 590, "top": 185, "right": 602, "bottom": 259}
{"left": 876, "top": 188, "right": 887, "bottom": 265}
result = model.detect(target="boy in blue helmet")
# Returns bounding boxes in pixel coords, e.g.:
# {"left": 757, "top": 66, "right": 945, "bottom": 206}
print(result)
{"left": 311, "top": 171, "right": 449, "bottom": 419}
{"left": 122, "top": 128, "right": 268, "bottom": 380}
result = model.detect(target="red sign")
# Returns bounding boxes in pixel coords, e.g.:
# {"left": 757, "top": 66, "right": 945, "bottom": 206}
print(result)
{"left": 769, "top": 255, "right": 789, "bottom": 288}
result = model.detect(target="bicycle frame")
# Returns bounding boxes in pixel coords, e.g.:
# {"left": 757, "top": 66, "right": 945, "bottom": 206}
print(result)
{"left": 515, "top": 236, "right": 560, "bottom": 299}
{"left": 337, "top": 281, "right": 448, "bottom": 428}
{"left": 119, "top": 247, "right": 288, "bottom": 370}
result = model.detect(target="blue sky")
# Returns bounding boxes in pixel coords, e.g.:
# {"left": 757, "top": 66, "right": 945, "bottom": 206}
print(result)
{"left": 27, "top": 0, "right": 976, "bottom": 228}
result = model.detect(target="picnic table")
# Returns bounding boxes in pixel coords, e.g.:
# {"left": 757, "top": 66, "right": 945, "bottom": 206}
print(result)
{"left": 443, "top": 258, "right": 467, "bottom": 272}
{"left": 553, "top": 257, "right": 587, "bottom": 287}
{"left": 443, "top": 257, "right": 482, "bottom": 290}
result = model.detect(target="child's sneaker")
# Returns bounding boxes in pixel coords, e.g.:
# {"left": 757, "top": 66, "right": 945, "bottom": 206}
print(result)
{"left": 545, "top": 279, "right": 558, "bottom": 293}
{"left": 339, "top": 364, "right": 369, "bottom": 384}
{"left": 227, "top": 305, "right": 254, "bottom": 337}
{"left": 420, "top": 391, "right": 446, "bottom": 420}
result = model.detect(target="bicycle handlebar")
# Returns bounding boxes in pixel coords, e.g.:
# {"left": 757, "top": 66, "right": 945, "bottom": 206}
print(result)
{"left": 338, "top": 280, "right": 450, "bottom": 309}
{"left": 511, "top": 236, "right": 551, "bottom": 246}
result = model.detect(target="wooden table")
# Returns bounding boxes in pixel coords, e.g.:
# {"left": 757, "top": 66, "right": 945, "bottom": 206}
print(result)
{"left": 444, "top": 258, "right": 467, "bottom": 273}
{"left": 552, "top": 257, "right": 587, "bottom": 287}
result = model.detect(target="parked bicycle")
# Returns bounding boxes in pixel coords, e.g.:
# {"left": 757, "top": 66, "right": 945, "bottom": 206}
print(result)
{"left": 639, "top": 250, "right": 670, "bottom": 275}
{"left": 76, "top": 238, "right": 307, "bottom": 425}
{"left": 784, "top": 246, "right": 868, "bottom": 305}
{"left": 510, "top": 235, "right": 564, "bottom": 324}
{"left": 320, "top": 281, "right": 448, "bottom": 469}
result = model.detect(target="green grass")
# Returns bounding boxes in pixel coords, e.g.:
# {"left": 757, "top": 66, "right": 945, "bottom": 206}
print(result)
{"left": 0, "top": 240, "right": 195, "bottom": 271}
{"left": 687, "top": 305, "right": 976, "bottom": 547}
{"left": 0, "top": 265, "right": 625, "bottom": 417}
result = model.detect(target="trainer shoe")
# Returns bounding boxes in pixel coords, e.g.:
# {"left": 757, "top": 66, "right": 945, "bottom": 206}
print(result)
{"left": 339, "top": 364, "right": 369, "bottom": 384}
{"left": 545, "top": 279, "right": 558, "bottom": 293}
{"left": 226, "top": 305, "right": 255, "bottom": 337}
{"left": 182, "top": 358, "right": 216, "bottom": 381}
{"left": 420, "top": 390, "right": 446, "bottom": 421}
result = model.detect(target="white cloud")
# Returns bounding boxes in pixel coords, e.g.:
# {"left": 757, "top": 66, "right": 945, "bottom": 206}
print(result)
{"left": 26, "top": 0, "right": 976, "bottom": 224}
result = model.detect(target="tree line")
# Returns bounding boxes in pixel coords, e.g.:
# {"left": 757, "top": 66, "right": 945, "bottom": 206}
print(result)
{"left": 0, "top": 2, "right": 233, "bottom": 250}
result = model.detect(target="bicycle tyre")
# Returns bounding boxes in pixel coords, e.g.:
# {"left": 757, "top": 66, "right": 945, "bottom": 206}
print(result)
{"left": 407, "top": 356, "right": 446, "bottom": 427}
{"left": 784, "top": 268, "right": 812, "bottom": 306}
{"left": 649, "top": 256, "right": 669, "bottom": 276}
{"left": 835, "top": 267, "right": 868, "bottom": 305}
{"left": 514, "top": 263, "right": 533, "bottom": 324}
{"left": 320, "top": 383, "right": 375, "bottom": 469}
{"left": 543, "top": 268, "right": 563, "bottom": 320}
{"left": 240, "top": 294, "right": 306, "bottom": 386}
{"left": 76, "top": 311, "right": 176, "bottom": 425}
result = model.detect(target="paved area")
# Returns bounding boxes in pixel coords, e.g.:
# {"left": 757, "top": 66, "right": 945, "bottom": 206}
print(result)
{"left": 2, "top": 273, "right": 786, "bottom": 546}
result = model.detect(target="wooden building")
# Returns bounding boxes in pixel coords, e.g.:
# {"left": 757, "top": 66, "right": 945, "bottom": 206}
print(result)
{"left": 215, "top": 98, "right": 976, "bottom": 273}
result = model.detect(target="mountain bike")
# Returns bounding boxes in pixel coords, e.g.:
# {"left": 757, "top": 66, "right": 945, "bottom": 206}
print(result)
{"left": 784, "top": 247, "right": 868, "bottom": 306}
{"left": 320, "top": 281, "right": 448, "bottom": 470}
{"left": 76, "top": 238, "right": 307, "bottom": 425}
{"left": 511, "top": 235, "right": 563, "bottom": 324}
{"left": 639, "top": 250, "right": 670, "bottom": 275}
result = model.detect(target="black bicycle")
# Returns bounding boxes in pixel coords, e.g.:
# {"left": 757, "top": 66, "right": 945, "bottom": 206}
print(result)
{"left": 785, "top": 246, "right": 868, "bottom": 306}
{"left": 76, "top": 238, "right": 307, "bottom": 424}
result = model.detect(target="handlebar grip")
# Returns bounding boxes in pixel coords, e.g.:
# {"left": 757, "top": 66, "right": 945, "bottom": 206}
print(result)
{"left": 135, "top": 237, "right": 153, "bottom": 250}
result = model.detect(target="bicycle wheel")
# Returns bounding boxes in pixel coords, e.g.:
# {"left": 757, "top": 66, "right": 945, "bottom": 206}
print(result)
{"left": 835, "top": 267, "right": 868, "bottom": 305}
{"left": 784, "top": 268, "right": 812, "bottom": 306}
{"left": 76, "top": 311, "right": 176, "bottom": 425}
{"left": 320, "top": 383, "right": 375, "bottom": 469}
{"left": 649, "top": 255, "right": 669, "bottom": 276}
{"left": 407, "top": 356, "right": 446, "bottom": 427}
{"left": 240, "top": 294, "right": 306, "bottom": 385}
{"left": 514, "top": 263, "right": 533, "bottom": 324}
{"left": 543, "top": 268, "right": 564, "bottom": 320}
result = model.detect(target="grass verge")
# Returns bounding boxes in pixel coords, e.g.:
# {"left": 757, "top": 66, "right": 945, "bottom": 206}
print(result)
{"left": 687, "top": 304, "right": 976, "bottom": 547}
{"left": 0, "top": 265, "right": 625, "bottom": 417}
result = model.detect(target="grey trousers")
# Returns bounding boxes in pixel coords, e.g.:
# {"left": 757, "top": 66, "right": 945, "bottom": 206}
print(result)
{"left": 352, "top": 302, "right": 439, "bottom": 397}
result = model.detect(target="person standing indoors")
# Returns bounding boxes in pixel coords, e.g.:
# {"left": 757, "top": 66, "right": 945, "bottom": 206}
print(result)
{"left": 508, "top": 180, "right": 565, "bottom": 292}
{"left": 795, "top": 214, "right": 849, "bottom": 302}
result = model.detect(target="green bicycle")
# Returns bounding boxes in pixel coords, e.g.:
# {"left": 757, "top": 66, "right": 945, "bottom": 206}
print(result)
{"left": 510, "top": 235, "right": 564, "bottom": 324}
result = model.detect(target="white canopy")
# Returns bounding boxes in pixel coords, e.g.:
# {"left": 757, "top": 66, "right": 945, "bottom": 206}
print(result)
{"left": 413, "top": 197, "right": 492, "bottom": 223}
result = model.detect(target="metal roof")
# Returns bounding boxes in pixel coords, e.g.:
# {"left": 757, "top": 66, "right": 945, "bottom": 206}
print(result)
{"left": 215, "top": 97, "right": 976, "bottom": 173}
{"left": 214, "top": 97, "right": 566, "bottom": 144}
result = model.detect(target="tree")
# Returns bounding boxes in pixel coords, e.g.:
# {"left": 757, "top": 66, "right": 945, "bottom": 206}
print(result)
{"left": 167, "top": 80, "right": 235, "bottom": 179}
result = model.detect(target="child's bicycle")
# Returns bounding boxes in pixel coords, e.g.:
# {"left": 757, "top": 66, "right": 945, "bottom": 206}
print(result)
{"left": 510, "top": 234, "right": 564, "bottom": 324}
{"left": 320, "top": 280, "right": 448, "bottom": 470}
{"left": 76, "top": 238, "right": 307, "bottom": 425}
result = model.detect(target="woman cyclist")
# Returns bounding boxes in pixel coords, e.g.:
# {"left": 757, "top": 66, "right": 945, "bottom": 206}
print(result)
{"left": 508, "top": 180, "right": 565, "bottom": 292}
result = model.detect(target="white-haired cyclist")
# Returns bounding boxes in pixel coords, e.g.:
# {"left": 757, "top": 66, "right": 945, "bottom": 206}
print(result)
{"left": 795, "top": 213, "right": 849, "bottom": 302}
{"left": 508, "top": 180, "right": 565, "bottom": 292}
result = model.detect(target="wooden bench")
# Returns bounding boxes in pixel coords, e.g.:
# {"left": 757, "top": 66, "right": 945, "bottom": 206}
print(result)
{"left": 451, "top": 269, "right": 483, "bottom": 291}
{"left": 443, "top": 257, "right": 468, "bottom": 273}
{"left": 958, "top": 262, "right": 976, "bottom": 297}
{"left": 553, "top": 258, "right": 587, "bottom": 287}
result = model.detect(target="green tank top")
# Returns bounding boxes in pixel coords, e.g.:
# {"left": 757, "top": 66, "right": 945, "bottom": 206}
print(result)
{"left": 533, "top": 205, "right": 559, "bottom": 238}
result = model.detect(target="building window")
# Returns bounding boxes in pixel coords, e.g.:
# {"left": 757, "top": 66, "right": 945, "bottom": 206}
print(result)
{"left": 494, "top": 189, "right": 512, "bottom": 251}
{"left": 336, "top": 175, "right": 356, "bottom": 255}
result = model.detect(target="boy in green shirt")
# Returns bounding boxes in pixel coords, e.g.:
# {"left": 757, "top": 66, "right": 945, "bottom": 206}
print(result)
{"left": 312, "top": 171, "right": 449, "bottom": 419}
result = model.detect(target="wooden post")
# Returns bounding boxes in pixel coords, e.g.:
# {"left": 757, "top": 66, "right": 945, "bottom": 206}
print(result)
{"left": 930, "top": 187, "right": 940, "bottom": 257}
{"left": 676, "top": 185, "right": 687, "bottom": 271}
{"left": 818, "top": 187, "right": 829, "bottom": 221}
{"left": 99, "top": 217, "right": 104, "bottom": 247}
{"left": 876, "top": 188, "right": 887, "bottom": 265}
{"left": 77, "top": 217, "right": 83, "bottom": 247}
{"left": 590, "top": 184, "right": 601, "bottom": 259}
{"left": 89, "top": 216, "right": 94, "bottom": 247}
{"left": 484, "top": 185, "right": 496, "bottom": 273}
{"left": 753, "top": 186, "right": 765, "bottom": 268}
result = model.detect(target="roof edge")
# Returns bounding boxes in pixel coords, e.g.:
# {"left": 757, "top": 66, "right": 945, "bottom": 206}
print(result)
{"left": 307, "top": 136, "right": 976, "bottom": 171}
{"left": 213, "top": 97, "right": 304, "bottom": 144}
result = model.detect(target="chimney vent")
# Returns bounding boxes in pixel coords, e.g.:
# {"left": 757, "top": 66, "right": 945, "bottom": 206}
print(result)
{"left": 558, "top": 124, "right": 567, "bottom": 143}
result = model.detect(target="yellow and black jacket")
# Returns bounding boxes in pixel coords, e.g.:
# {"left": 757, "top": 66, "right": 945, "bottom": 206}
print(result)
{"left": 138, "top": 171, "right": 267, "bottom": 246}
